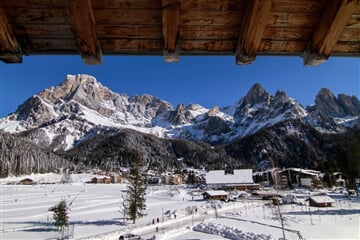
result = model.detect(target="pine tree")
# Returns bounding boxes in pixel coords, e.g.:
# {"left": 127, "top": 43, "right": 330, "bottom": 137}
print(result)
{"left": 186, "top": 170, "right": 196, "bottom": 185}
{"left": 49, "top": 200, "right": 69, "bottom": 232}
{"left": 336, "top": 130, "right": 360, "bottom": 190}
{"left": 119, "top": 194, "right": 128, "bottom": 225}
{"left": 125, "top": 151, "right": 147, "bottom": 223}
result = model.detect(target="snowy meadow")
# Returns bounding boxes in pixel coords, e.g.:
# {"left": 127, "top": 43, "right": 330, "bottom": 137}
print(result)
{"left": 1, "top": 173, "right": 359, "bottom": 240}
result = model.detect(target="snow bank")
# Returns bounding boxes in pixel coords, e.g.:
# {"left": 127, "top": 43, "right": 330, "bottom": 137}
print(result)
{"left": 193, "top": 222, "right": 275, "bottom": 240}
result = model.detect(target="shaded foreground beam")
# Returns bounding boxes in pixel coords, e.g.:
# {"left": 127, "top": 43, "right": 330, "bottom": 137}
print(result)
{"left": 236, "top": 0, "right": 271, "bottom": 65}
{"left": 66, "top": 0, "right": 102, "bottom": 65}
{"left": 162, "top": 0, "right": 180, "bottom": 62}
{"left": 0, "top": 8, "right": 22, "bottom": 63}
{"left": 304, "top": 0, "right": 359, "bottom": 66}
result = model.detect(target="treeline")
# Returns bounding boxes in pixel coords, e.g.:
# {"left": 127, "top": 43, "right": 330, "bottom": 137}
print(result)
{"left": 63, "top": 129, "right": 237, "bottom": 172}
{"left": 0, "top": 131, "right": 69, "bottom": 177}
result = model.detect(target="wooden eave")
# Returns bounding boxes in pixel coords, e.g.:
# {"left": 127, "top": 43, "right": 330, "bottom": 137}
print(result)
{"left": 0, "top": 0, "right": 359, "bottom": 65}
{"left": 65, "top": 0, "right": 102, "bottom": 64}
{"left": 0, "top": 8, "right": 22, "bottom": 63}
{"left": 162, "top": 0, "right": 180, "bottom": 62}
{"left": 236, "top": 0, "right": 271, "bottom": 65}
{"left": 304, "top": 0, "right": 360, "bottom": 66}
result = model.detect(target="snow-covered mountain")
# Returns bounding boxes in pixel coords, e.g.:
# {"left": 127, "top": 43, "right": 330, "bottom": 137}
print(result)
{"left": 1, "top": 74, "right": 359, "bottom": 151}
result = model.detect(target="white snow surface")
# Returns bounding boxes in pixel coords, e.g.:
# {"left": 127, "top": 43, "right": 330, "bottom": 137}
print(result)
{"left": 1, "top": 173, "right": 359, "bottom": 240}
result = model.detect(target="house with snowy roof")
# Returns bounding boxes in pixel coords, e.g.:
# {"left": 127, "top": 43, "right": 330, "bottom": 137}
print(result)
{"left": 19, "top": 178, "right": 36, "bottom": 185}
{"left": 307, "top": 195, "right": 335, "bottom": 207}
{"left": 205, "top": 169, "right": 259, "bottom": 190}
{"left": 203, "top": 190, "right": 229, "bottom": 201}
{"left": 279, "top": 168, "right": 323, "bottom": 188}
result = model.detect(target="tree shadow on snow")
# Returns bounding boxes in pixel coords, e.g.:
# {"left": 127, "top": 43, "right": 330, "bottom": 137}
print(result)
{"left": 70, "top": 218, "right": 127, "bottom": 226}
{"left": 4, "top": 218, "right": 127, "bottom": 233}
{"left": 23, "top": 227, "right": 58, "bottom": 232}
{"left": 2, "top": 221, "right": 57, "bottom": 233}
{"left": 283, "top": 208, "right": 360, "bottom": 216}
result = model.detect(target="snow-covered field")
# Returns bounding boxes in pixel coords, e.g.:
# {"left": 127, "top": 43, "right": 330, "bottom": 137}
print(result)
{"left": 1, "top": 173, "right": 359, "bottom": 240}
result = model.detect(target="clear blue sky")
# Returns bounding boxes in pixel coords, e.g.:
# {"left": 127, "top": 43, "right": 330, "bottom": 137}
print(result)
{"left": 0, "top": 55, "right": 359, "bottom": 117}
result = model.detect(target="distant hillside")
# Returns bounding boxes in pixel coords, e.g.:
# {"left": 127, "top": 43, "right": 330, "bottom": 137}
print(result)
{"left": 0, "top": 131, "right": 69, "bottom": 177}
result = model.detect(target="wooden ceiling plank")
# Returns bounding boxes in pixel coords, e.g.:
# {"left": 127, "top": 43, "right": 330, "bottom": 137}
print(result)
{"left": 236, "top": 0, "right": 271, "bottom": 64}
{"left": 181, "top": 0, "right": 245, "bottom": 11}
{"left": 0, "top": 8, "right": 22, "bottom": 63}
{"left": 181, "top": 40, "right": 235, "bottom": 52}
{"left": 65, "top": 0, "right": 102, "bottom": 65}
{"left": 181, "top": 11, "right": 243, "bottom": 26}
{"left": 304, "top": 0, "right": 359, "bottom": 66}
{"left": 180, "top": 25, "right": 240, "bottom": 40}
{"left": 162, "top": 0, "right": 180, "bottom": 62}
{"left": 94, "top": 9, "right": 161, "bottom": 25}
{"left": 96, "top": 25, "right": 162, "bottom": 39}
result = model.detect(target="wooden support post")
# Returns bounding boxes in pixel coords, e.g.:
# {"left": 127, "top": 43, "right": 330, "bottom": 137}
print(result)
{"left": 304, "top": 0, "right": 359, "bottom": 66}
{"left": 236, "top": 0, "right": 271, "bottom": 65}
{"left": 0, "top": 8, "right": 22, "bottom": 63}
{"left": 66, "top": 0, "right": 102, "bottom": 65}
{"left": 162, "top": 0, "right": 180, "bottom": 62}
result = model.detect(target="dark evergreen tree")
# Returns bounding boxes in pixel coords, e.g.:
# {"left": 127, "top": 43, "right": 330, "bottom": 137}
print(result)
{"left": 49, "top": 200, "right": 69, "bottom": 232}
{"left": 323, "top": 171, "right": 336, "bottom": 188}
{"left": 125, "top": 151, "right": 147, "bottom": 223}
{"left": 186, "top": 170, "right": 195, "bottom": 185}
{"left": 336, "top": 130, "right": 360, "bottom": 190}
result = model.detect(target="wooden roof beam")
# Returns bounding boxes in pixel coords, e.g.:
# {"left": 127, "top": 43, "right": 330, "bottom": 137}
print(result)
{"left": 162, "top": 0, "right": 180, "bottom": 63}
{"left": 66, "top": 0, "right": 102, "bottom": 65}
{"left": 236, "top": 0, "right": 271, "bottom": 65}
{"left": 304, "top": 0, "right": 359, "bottom": 66}
{"left": 0, "top": 8, "right": 22, "bottom": 63}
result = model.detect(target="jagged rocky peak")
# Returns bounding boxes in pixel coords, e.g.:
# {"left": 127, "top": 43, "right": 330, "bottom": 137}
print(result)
{"left": 15, "top": 95, "right": 56, "bottom": 124}
{"left": 315, "top": 88, "right": 345, "bottom": 118}
{"left": 168, "top": 103, "right": 192, "bottom": 125}
{"left": 275, "top": 90, "right": 287, "bottom": 99}
{"left": 208, "top": 106, "right": 220, "bottom": 116}
{"left": 337, "top": 94, "right": 360, "bottom": 116}
{"left": 128, "top": 94, "right": 173, "bottom": 120}
{"left": 242, "top": 83, "right": 270, "bottom": 106}
{"left": 38, "top": 74, "right": 104, "bottom": 102}
{"left": 61, "top": 74, "right": 116, "bottom": 107}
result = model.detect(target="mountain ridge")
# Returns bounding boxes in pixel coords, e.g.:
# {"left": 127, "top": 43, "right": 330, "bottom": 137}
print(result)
{"left": 1, "top": 74, "right": 359, "bottom": 152}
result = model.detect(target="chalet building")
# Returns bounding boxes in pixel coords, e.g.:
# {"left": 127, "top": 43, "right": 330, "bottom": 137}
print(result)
{"left": 203, "top": 190, "right": 229, "bottom": 201}
{"left": 279, "top": 168, "right": 323, "bottom": 188}
{"left": 162, "top": 173, "right": 184, "bottom": 185}
{"left": 307, "top": 195, "right": 335, "bottom": 207}
{"left": 91, "top": 176, "right": 112, "bottom": 184}
{"left": 333, "top": 172, "right": 347, "bottom": 187}
{"left": 19, "top": 178, "right": 36, "bottom": 185}
{"left": 147, "top": 176, "right": 161, "bottom": 184}
{"left": 205, "top": 169, "right": 259, "bottom": 190}
{"left": 146, "top": 170, "right": 161, "bottom": 184}
{"left": 110, "top": 175, "right": 122, "bottom": 184}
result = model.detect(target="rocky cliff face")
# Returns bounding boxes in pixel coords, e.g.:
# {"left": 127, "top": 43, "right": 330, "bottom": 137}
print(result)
{"left": 314, "top": 88, "right": 360, "bottom": 118}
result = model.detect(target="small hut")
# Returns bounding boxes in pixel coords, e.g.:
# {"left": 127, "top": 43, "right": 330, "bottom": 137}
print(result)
{"left": 91, "top": 176, "right": 112, "bottom": 184}
{"left": 19, "top": 178, "right": 35, "bottom": 185}
{"left": 307, "top": 195, "right": 335, "bottom": 207}
{"left": 203, "top": 190, "right": 229, "bottom": 201}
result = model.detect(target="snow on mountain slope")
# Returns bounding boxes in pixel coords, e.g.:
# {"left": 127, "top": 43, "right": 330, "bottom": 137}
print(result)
{"left": 1, "top": 74, "right": 359, "bottom": 151}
